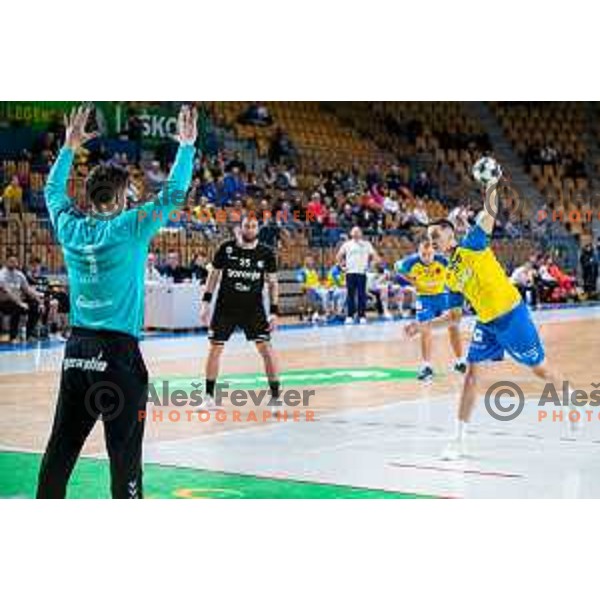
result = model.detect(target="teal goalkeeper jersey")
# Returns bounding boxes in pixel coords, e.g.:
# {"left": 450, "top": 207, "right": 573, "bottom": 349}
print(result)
{"left": 44, "top": 144, "right": 194, "bottom": 338}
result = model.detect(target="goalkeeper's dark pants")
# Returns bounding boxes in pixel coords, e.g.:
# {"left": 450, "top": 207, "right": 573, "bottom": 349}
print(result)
{"left": 36, "top": 328, "right": 148, "bottom": 499}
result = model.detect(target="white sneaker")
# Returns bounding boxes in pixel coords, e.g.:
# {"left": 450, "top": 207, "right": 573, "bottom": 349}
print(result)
{"left": 311, "top": 311, "right": 321, "bottom": 324}
{"left": 267, "top": 397, "right": 284, "bottom": 415}
{"left": 564, "top": 403, "right": 584, "bottom": 436}
{"left": 200, "top": 395, "right": 223, "bottom": 411}
{"left": 359, "top": 317, "right": 367, "bottom": 325}
{"left": 441, "top": 438, "right": 467, "bottom": 461}
{"left": 345, "top": 317, "right": 354, "bottom": 325}
{"left": 383, "top": 311, "right": 393, "bottom": 320}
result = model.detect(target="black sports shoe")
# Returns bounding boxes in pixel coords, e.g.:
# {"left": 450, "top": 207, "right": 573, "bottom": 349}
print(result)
{"left": 417, "top": 366, "right": 434, "bottom": 381}
{"left": 453, "top": 360, "right": 467, "bottom": 374}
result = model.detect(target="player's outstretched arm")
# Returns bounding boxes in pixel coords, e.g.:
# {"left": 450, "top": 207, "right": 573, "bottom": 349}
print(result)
{"left": 45, "top": 104, "right": 98, "bottom": 230}
{"left": 136, "top": 105, "right": 197, "bottom": 238}
{"left": 478, "top": 183, "right": 498, "bottom": 235}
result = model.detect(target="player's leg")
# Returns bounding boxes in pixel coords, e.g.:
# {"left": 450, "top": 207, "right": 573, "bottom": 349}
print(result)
{"left": 244, "top": 308, "right": 281, "bottom": 411}
{"left": 346, "top": 274, "right": 357, "bottom": 324}
{"left": 380, "top": 286, "right": 392, "bottom": 319}
{"left": 415, "top": 297, "right": 435, "bottom": 381}
{"left": 103, "top": 345, "right": 148, "bottom": 499}
{"left": 442, "top": 321, "right": 503, "bottom": 460}
{"left": 255, "top": 341, "right": 282, "bottom": 412}
{"left": 418, "top": 322, "right": 434, "bottom": 381}
{"left": 500, "top": 303, "right": 579, "bottom": 424}
{"left": 204, "top": 308, "right": 236, "bottom": 409}
{"left": 204, "top": 341, "right": 225, "bottom": 407}
{"left": 445, "top": 295, "right": 466, "bottom": 373}
{"left": 37, "top": 340, "right": 100, "bottom": 497}
{"left": 357, "top": 274, "right": 367, "bottom": 323}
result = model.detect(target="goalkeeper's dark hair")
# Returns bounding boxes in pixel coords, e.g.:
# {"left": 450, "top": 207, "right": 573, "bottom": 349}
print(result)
{"left": 85, "top": 163, "right": 129, "bottom": 207}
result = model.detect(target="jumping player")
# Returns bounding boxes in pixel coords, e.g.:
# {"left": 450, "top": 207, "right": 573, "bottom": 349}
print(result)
{"left": 398, "top": 239, "right": 465, "bottom": 381}
{"left": 37, "top": 104, "right": 197, "bottom": 498}
{"left": 200, "top": 217, "right": 281, "bottom": 410}
{"left": 406, "top": 183, "right": 576, "bottom": 459}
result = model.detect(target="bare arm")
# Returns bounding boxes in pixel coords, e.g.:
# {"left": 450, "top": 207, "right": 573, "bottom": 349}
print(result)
{"left": 203, "top": 268, "right": 222, "bottom": 295}
{"left": 478, "top": 183, "right": 498, "bottom": 235}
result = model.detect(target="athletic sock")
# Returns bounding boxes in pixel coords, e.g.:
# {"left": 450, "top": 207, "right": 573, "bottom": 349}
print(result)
{"left": 269, "top": 380, "right": 281, "bottom": 398}
{"left": 456, "top": 420, "right": 468, "bottom": 441}
{"left": 205, "top": 379, "right": 216, "bottom": 397}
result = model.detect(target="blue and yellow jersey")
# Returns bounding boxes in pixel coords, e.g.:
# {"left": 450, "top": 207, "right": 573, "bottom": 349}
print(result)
{"left": 296, "top": 267, "right": 321, "bottom": 290}
{"left": 326, "top": 265, "right": 345, "bottom": 288}
{"left": 396, "top": 253, "right": 448, "bottom": 296}
{"left": 446, "top": 223, "right": 521, "bottom": 323}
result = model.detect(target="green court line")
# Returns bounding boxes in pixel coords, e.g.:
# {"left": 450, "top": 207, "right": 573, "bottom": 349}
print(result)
{"left": 0, "top": 451, "right": 438, "bottom": 499}
{"left": 153, "top": 367, "right": 418, "bottom": 392}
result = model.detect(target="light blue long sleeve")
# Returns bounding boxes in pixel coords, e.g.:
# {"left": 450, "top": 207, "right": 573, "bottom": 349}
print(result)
{"left": 44, "top": 143, "right": 195, "bottom": 338}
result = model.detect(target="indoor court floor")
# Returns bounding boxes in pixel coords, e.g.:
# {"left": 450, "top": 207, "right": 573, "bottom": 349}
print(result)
{"left": 1, "top": 305, "right": 600, "bottom": 499}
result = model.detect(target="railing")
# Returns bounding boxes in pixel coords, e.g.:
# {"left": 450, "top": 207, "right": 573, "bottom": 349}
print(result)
{"left": 1, "top": 216, "right": 575, "bottom": 282}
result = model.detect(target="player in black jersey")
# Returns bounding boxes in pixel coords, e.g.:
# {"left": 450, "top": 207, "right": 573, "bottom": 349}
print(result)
{"left": 200, "top": 217, "right": 281, "bottom": 409}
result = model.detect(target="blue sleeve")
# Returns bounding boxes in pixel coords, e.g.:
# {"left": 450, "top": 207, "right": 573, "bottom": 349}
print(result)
{"left": 397, "top": 254, "right": 419, "bottom": 275}
{"left": 460, "top": 224, "right": 489, "bottom": 251}
{"left": 44, "top": 147, "right": 75, "bottom": 235}
{"left": 133, "top": 144, "right": 195, "bottom": 239}
{"left": 296, "top": 269, "right": 306, "bottom": 283}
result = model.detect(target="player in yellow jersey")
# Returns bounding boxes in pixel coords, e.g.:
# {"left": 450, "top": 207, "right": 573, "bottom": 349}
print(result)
{"left": 397, "top": 239, "right": 465, "bottom": 381}
{"left": 297, "top": 256, "right": 329, "bottom": 322}
{"left": 406, "top": 184, "right": 575, "bottom": 459}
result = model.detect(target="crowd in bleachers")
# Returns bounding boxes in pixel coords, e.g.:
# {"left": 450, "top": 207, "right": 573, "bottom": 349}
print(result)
{"left": 2, "top": 101, "right": 599, "bottom": 343}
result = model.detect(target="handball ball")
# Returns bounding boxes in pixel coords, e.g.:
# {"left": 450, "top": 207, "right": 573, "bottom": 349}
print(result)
{"left": 472, "top": 156, "right": 502, "bottom": 186}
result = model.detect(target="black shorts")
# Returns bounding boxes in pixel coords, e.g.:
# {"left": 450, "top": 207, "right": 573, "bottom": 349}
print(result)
{"left": 209, "top": 304, "right": 270, "bottom": 344}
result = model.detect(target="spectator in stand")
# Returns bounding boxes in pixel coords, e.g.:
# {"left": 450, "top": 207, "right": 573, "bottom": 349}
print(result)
{"left": 0, "top": 255, "right": 43, "bottom": 342}
{"left": 386, "top": 164, "right": 403, "bottom": 192}
{"left": 189, "top": 253, "right": 209, "bottom": 284}
{"left": 307, "top": 192, "right": 326, "bottom": 225}
{"left": 338, "top": 202, "right": 356, "bottom": 231}
{"left": 145, "top": 253, "right": 163, "bottom": 282}
{"left": 159, "top": 251, "right": 190, "bottom": 283}
{"left": 547, "top": 257, "right": 578, "bottom": 302}
{"left": 580, "top": 242, "right": 598, "bottom": 297}
{"left": 413, "top": 171, "right": 432, "bottom": 198}
{"left": 223, "top": 166, "right": 246, "bottom": 204}
{"left": 2, "top": 175, "right": 24, "bottom": 218}
{"left": 261, "top": 164, "right": 276, "bottom": 188}
{"left": 26, "top": 257, "right": 56, "bottom": 339}
{"left": 297, "top": 256, "right": 330, "bottom": 322}
{"left": 510, "top": 261, "right": 538, "bottom": 307}
{"left": 410, "top": 198, "right": 429, "bottom": 227}
{"left": 325, "top": 264, "right": 347, "bottom": 318}
{"left": 238, "top": 102, "right": 273, "bottom": 127}
{"left": 537, "top": 256, "right": 558, "bottom": 301}
{"left": 226, "top": 151, "right": 247, "bottom": 174}
{"left": 145, "top": 160, "right": 166, "bottom": 196}
{"left": 367, "top": 262, "right": 394, "bottom": 319}
{"left": 269, "top": 128, "right": 297, "bottom": 164}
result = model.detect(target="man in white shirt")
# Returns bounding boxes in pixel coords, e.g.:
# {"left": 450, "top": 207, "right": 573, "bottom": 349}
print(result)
{"left": 0, "top": 254, "right": 43, "bottom": 342}
{"left": 336, "top": 226, "right": 379, "bottom": 324}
